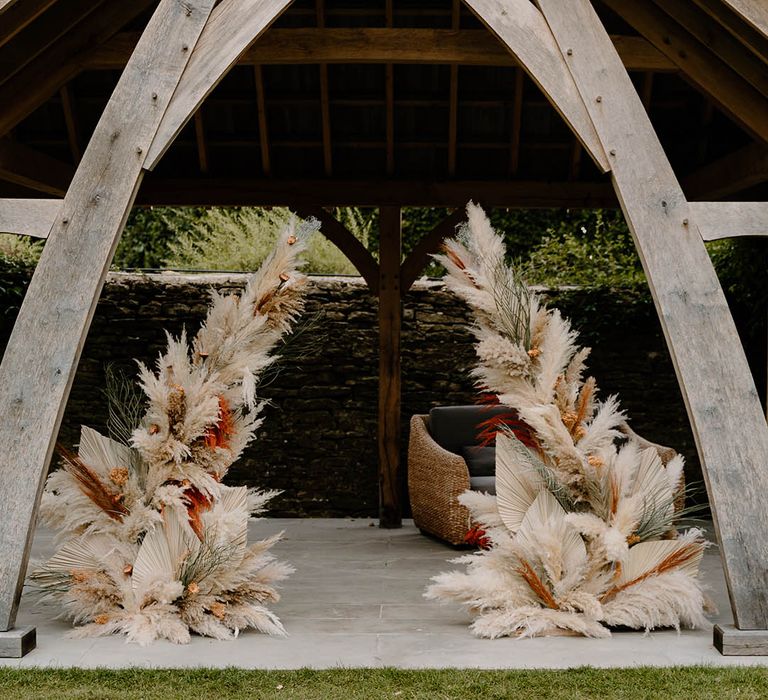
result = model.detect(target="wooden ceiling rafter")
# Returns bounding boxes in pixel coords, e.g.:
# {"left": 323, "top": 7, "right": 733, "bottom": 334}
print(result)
{"left": 0, "top": 139, "right": 74, "bottom": 195}
{"left": 0, "top": 0, "right": 59, "bottom": 51}
{"left": 508, "top": 68, "right": 524, "bottom": 176}
{"left": 721, "top": 0, "right": 768, "bottom": 40}
{"left": 193, "top": 109, "right": 209, "bottom": 174}
{"left": 385, "top": 0, "right": 394, "bottom": 175}
{"left": 602, "top": 0, "right": 768, "bottom": 144}
{"left": 0, "top": 0, "right": 156, "bottom": 138}
{"left": 690, "top": 0, "right": 768, "bottom": 62}
{"left": 0, "top": 0, "right": 102, "bottom": 85}
{"left": 253, "top": 65, "right": 271, "bottom": 176}
{"left": 447, "top": 0, "right": 460, "bottom": 177}
{"left": 316, "top": 0, "right": 332, "bottom": 177}
{"left": 86, "top": 29, "right": 676, "bottom": 71}
{"left": 682, "top": 141, "right": 768, "bottom": 199}
{"left": 59, "top": 84, "right": 81, "bottom": 165}
{"left": 136, "top": 177, "right": 617, "bottom": 208}
{"left": 650, "top": 0, "right": 768, "bottom": 97}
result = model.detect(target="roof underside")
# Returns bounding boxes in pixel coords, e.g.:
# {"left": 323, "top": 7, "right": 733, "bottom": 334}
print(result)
{"left": 1, "top": 0, "right": 767, "bottom": 206}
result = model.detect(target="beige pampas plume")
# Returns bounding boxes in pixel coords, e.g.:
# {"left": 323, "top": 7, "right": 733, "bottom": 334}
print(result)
{"left": 31, "top": 216, "right": 318, "bottom": 644}
{"left": 427, "top": 202, "right": 707, "bottom": 638}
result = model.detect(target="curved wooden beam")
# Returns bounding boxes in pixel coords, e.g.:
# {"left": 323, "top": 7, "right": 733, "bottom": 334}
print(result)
{"left": 400, "top": 207, "right": 467, "bottom": 290}
{"left": 0, "top": 0, "right": 217, "bottom": 633}
{"left": 145, "top": 0, "right": 293, "bottom": 170}
{"left": 295, "top": 205, "right": 380, "bottom": 293}
{"left": 540, "top": 0, "right": 768, "bottom": 631}
{"left": 462, "top": 0, "right": 610, "bottom": 173}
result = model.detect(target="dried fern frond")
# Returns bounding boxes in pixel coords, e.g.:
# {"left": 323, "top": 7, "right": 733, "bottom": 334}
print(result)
{"left": 58, "top": 445, "right": 129, "bottom": 521}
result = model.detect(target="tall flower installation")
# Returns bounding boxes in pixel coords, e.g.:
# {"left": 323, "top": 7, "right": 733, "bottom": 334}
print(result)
{"left": 31, "top": 218, "right": 319, "bottom": 645}
{"left": 426, "top": 203, "right": 708, "bottom": 638}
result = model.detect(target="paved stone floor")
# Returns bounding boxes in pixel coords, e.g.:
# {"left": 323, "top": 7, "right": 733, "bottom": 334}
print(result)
{"left": 0, "top": 518, "right": 764, "bottom": 669}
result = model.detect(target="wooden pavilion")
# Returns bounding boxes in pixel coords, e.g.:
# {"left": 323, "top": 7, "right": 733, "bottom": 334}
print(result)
{"left": 0, "top": 0, "right": 766, "bottom": 656}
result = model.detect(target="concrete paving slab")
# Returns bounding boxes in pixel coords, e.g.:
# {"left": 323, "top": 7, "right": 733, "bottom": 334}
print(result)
{"left": 1, "top": 518, "right": 765, "bottom": 669}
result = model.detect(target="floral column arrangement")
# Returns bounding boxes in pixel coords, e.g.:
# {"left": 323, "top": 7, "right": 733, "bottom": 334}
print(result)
{"left": 31, "top": 218, "right": 319, "bottom": 644}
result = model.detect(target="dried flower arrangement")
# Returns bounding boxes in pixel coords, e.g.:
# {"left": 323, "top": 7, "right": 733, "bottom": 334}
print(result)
{"left": 426, "top": 203, "right": 709, "bottom": 638}
{"left": 30, "top": 218, "right": 318, "bottom": 645}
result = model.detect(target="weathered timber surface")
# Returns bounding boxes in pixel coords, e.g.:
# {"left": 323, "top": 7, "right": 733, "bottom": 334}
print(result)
{"left": 1, "top": 274, "right": 727, "bottom": 521}
{"left": 0, "top": 0, "right": 217, "bottom": 631}
{"left": 714, "top": 624, "right": 768, "bottom": 655}
{"left": 691, "top": 201, "right": 768, "bottom": 240}
{"left": 0, "top": 198, "right": 59, "bottom": 238}
{"left": 540, "top": 0, "right": 768, "bottom": 629}
{"left": 463, "top": 0, "right": 609, "bottom": 173}
{"left": 145, "top": 0, "right": 293, "bottom": 170}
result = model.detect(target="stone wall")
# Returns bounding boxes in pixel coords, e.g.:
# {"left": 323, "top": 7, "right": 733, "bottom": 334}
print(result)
{"left": 1, "top": 273, "right": 713, "bottom": 517}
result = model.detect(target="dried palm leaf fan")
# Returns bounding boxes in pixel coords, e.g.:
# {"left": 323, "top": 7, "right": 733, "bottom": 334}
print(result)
{"left": 426, "top": 203, "right": 709, "bottom": 638}
{"left": 30, "top": 217, "right": 319, "bottom": 645}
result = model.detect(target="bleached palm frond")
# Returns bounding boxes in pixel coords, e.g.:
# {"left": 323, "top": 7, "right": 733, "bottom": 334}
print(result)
{"left": 79, "top": 425, "right": 137, "bottom": 478}
{"left": 132, "top": 510, "right": 198, "bottom": 603}
{"left": 495, "top": 432, "right": 544, "bottom": 534}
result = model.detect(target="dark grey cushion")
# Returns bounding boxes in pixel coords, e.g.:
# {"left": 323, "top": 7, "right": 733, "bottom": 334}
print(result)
{"left": 428, "top": 405, "right": 515, "bottom": 454}
{"left": 461, "top": 445, "right": 496, "bottom": 477}
{"left": 470, "top": 476, "right": 496, "bottom": 495}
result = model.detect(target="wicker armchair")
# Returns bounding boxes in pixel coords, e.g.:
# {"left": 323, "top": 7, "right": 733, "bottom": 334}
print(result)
{"left": 408, "top": 410, "right": 684, "bottom": 546}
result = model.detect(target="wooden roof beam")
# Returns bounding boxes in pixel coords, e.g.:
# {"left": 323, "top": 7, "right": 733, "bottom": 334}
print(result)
{"left": 86, "top": 29, "right": 676, "bottom": 72}
{"left": 253, "top": 65, "right": 271, "bottom": 176}
{"left": 316, "top": 0, "right": 332, "bottom": 177}
{"left": 682, "top": 142, "right": 768, "bottom": 199}
{"left": 690, "top": 0, "right": 768, "bottom": 62}
{"left": 385, "top": 0, "right": 394, "bottom": 175}
{"left": 722, "top": 0, "right": 768, "bottom": 40}
{"left": 0, "top": 139, "right": 74, "bottom": 196}
{"left": 137, "top": 177, "right": 617, "bottom": 208}
{"left": 602, "top": 0, "right": 768, "bottom": 144}
{"left": 0, "top": 0, "right": 156, "bottom": 138}
{"left": 650, "top": 0, "right": 768, "bottom": 98}
{"left": 0, "top": 0, "right": 59, "bottom": 50}
{"left": 447, "top": 0, "right": 460, "bottom": 177}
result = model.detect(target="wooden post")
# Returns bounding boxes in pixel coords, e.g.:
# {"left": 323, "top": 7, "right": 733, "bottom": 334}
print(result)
{"left": 378, "top": 206, "right": 402, "bottom": 528}
{"left": 0, "top": 0, "right": 217, "bottom": 635}
{"left": 538, "top": 0, "right": 768, "bottom": 632}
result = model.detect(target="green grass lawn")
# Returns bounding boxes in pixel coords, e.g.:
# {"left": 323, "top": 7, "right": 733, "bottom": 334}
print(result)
{"left": 0, "top": 667, "right": 766, "bottom": 699}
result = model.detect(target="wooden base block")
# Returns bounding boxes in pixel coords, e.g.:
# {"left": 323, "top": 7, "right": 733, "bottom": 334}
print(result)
{"left": 0, "top": 626, "right": 35, "bottom": 657}
{"left": 714, "top": 624, "right": 768, "bottom": 655}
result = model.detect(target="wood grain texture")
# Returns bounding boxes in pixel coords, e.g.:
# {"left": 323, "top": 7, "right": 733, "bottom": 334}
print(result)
{"left": 378, "top": 206, "right": 402, "bottom": 528}
{"left": 0, "top": 139, "right": 74, "bottom": 196}
{"left": 464, "top": 0, "right": 609, "bottom": 173}
{"left": 691, "top": 201, "right": 768, "bottom": 240}
{"left": 0, "top": 0, "right": 216, "bottom": 632}
{"left": 88, "top": 29, "right": 676, "bottom": 71}
{"left": 253, "top": 65, "right": 271, "bottom": 176}
{"left": 0, "top": 198, "right": 60, "bottom": 237}
{"left": 603, "top": 0, "right": 768, "bottom": 144}
{"left": 295, "top": 206, "right": 379, "bottom": 292}
{"left": 145, "top": 0, "right": 293, "bottom": 170}
{"left": 539, "top": 0, "right": 768, "bottom": 630}
{"left": 683, "top": 143, "right": 768, "bottom": 199}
